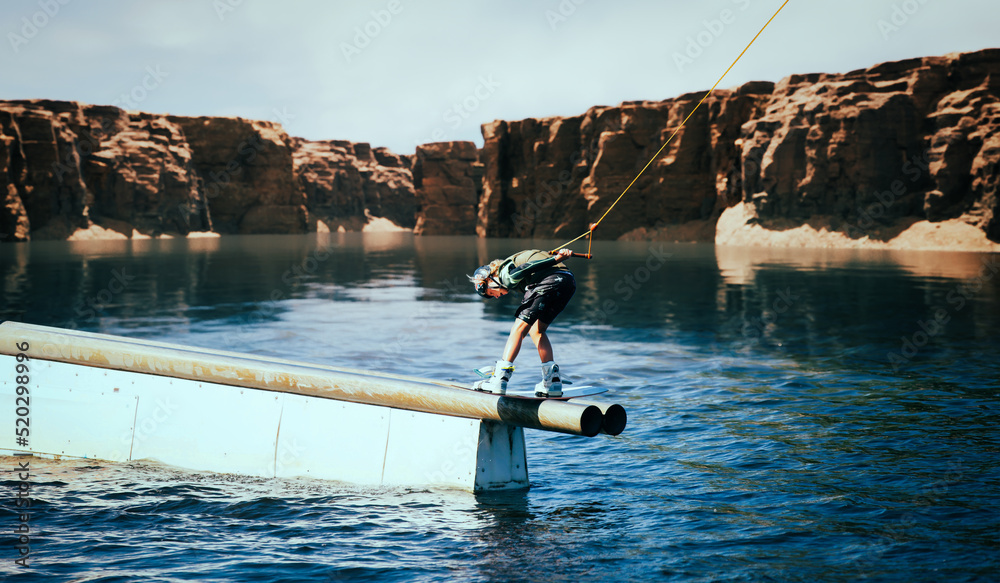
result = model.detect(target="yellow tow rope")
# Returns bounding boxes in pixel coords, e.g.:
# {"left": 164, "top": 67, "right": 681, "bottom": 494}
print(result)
{"left": 552, "top": 0, "right": 792, "bottom": 258}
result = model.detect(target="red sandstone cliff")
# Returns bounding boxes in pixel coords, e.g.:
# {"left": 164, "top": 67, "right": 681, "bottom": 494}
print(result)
{"left": 477, "top": 48, "right": 1000, "bottom": 247}
{"left": 477, "top": 82, "right": 774, "bottom": 241}
{"left": 1, "top": 100, "right": 209, "bottom": 240}
{"left": 3, "top": 48, "right": 998, "bottom": 249}
{"left": 0, "top": 102, "right": 415, "bottom": 241}
{"left": 167, "top": 115, "right": 306, "bottom": 235}
{"left": 293, "top": 139, "right": 415, "bottom": 232}
{"left": 736, "top": 49, "right": 1000, "bottom": 244}
{"left": 412, "top": 141, "right": 483, "bottom": 236}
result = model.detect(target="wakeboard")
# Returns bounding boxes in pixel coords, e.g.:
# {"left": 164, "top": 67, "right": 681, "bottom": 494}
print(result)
{"left": 464, "top": 366, "right": 607, "bottom": 400}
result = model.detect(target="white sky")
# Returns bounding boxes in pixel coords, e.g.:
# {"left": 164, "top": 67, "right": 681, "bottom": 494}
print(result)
{"left": 1, "top": 0, "right": 997, "bottom": 154}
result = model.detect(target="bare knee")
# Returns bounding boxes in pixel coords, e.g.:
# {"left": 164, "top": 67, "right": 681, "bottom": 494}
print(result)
{"left": 511, "top": 319, "right": 531, "bottom": 339}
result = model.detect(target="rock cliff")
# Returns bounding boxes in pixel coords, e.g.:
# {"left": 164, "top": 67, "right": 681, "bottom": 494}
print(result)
{"left": 167, "top": 115, "right": 305, "bottom": 235}
{"left": 0, "top": 102, "right": 415, "bottom": 241}
{"left": 734, "top": 48, "right": 1000, "bottom": 245}
{"left": 477, "top": 82, "right": 774, "bottom": 241}
{"left": 293, "top": 139, "right": 415, "bottom": 233}
{"left": 477, "top": 48, "right": 1000, "bottom": 248}
{"left": 1, "top": 100, "right": 209, "bottom": 241}
{"left": 412, "top": 141, "right": 483, "bottom": 236}
{"left": 3, "top": 48, "right": 998, "bottom": 250}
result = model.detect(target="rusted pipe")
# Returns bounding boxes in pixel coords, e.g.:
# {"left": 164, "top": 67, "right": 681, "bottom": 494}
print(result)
{"left": 1, "top": 322, "right": 605, "bottom": 437}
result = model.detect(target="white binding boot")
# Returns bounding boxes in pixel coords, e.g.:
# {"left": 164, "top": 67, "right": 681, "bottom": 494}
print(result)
{"left": 535, "top": 361, "right": 563, "bottom": 397}
{"left": 472, "top": 360, "right": 514, "bottom": 395}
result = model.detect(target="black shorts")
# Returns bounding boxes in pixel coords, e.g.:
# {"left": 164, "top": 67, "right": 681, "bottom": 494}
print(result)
{"left": 514, "top": 271, "right": 576, "bottom": 326}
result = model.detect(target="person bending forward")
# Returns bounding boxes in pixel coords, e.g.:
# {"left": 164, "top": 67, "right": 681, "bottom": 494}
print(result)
{"left": 469, "top": 248, "right": 577, "bottom": 396}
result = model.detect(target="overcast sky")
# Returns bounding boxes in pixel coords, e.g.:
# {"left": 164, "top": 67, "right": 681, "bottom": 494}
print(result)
{"left": 2, "top": 0, "right": 996, "bottom": 154}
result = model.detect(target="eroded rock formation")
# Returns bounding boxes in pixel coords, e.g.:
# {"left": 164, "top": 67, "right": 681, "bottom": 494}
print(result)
{"left": 0, "top": 101, "right": 417, "bottom": 241}
{"left": 738, "top": 48, "right": 1000, "bottom": 243}
{"left": 475, "top": 48, "right": 1000, "bottom": 247}
{"left": 3, "top": 48, "right": 998, "bottom": 249}
{"left": 293, "top": 139, "right": 414, "bottom": 232}
{"left": 412, "top": 141, "right": 483, "bottom": 236}
{"left": 477, "top": 82, "right": 773, "bottom": 241}
{"left": 168, "top": 115, "right": 305, "bottom": 235}
{"left": 1, "top": 100, "right": 208, "bottom": 241}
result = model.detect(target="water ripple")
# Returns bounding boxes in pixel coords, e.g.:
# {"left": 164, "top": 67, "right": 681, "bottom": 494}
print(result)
{"left": 1, "top": 236, "right": 998, "bottom": 581}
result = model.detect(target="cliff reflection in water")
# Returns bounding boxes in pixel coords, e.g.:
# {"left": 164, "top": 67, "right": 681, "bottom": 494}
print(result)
{"left": 712, "top": 245, "right": 1000, "bottom": 367}
{"left": 2, "top": 234, "right": 998, "bottom": 379}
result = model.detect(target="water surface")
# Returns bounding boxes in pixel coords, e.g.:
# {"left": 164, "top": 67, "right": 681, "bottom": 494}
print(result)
{"left": 1, "top": 233, "right": 998, "bottom": 581}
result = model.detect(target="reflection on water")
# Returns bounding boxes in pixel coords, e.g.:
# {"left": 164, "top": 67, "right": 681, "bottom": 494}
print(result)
{"left": 1, "top": 233, "right": 998, "bottom": 582}
{"left": 3, "top": 234, "right": 999, "bottom": 376}
{"left": 715, "top": 244, "right": 1000, "bottom": 283}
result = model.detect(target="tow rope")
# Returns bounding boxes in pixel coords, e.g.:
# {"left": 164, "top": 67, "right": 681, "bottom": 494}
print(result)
{"left": 552, "top": 0, "right": 792, "bottom": 259}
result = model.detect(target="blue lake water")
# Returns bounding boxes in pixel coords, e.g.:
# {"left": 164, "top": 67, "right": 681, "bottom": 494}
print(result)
{"left": 1, "top": 233, "right": 998, "bottom": 582}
